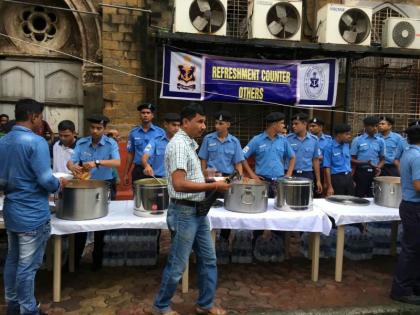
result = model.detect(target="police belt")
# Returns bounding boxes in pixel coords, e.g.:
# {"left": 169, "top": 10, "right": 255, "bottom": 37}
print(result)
{"left": 332, "top": 171, "right": 351, "bottom": 176}
{"left": 170, "top": 198, "right": 202, "bottom": 208}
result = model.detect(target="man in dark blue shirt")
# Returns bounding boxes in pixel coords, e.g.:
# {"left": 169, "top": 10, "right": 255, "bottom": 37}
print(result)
{"left": 0, "top": 99, "right": 67, "bottom": 315}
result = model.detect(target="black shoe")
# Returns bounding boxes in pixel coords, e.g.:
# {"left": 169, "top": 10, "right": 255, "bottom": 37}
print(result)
{"left": 390, "top": 294, "right": 420, "bottom": 305}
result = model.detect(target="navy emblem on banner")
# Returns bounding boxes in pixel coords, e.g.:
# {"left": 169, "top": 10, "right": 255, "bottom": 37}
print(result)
{"left": 303, "top": 65, "right": 326, "bottom": 99}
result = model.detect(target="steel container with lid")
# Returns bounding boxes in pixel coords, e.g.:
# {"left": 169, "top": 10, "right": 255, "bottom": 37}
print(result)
{"left": 133, "top": 178, "right": 169, "bottom": 215}
{"left": 275, "top": 177, "right": 313, "bottom": 211}
{"left": 56, "top": 180, "right": 110, "bottom": 220}
{"left": 224, "top": 179, "right": 268, "bottom": 213}
{"left": 373, "top": 176, "right": 401, "bottom": 208}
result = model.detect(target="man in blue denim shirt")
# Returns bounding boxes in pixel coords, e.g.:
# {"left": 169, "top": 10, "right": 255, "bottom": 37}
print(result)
{"left": 0, "top": 99, "right": 66, "bottom": 315}
{"left": 153, "top": 104, "right": 230, "bottom": 315}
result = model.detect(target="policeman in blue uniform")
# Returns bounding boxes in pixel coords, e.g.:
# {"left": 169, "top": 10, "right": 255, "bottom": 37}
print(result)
{"left": 350, "top": 116, "right": 385, "bottom": 197}
{"left": 242, "top": 112, "right": 295, "bottom": 198}
{"left": 123, "top": 103, "right": 165, "bottom": 185}
{"left": 198, "top": 110, "right": 244, "bottom": 177}
{"left": 378, "top": 116, "right": 404, "bottom": 176}
{"left": 323, "top": 123, "right": 354, "bottom": 196}
{"left": 68, "top": 114, "right": 121, "bottom": 270}
{"left": 309, "top": 117, "right": 332, "bottom": 161}
{"left": 287, "top": 113, "right": 323, "bottom": 194}
{"left": 142, "top": 113, "right": 181, "bottom": 178}
{"left": 390, "top": 123, "right": 420, "bottom": 305}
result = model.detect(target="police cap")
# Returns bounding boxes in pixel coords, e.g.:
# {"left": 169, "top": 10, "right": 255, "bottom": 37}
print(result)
{"left": 309, "top": 117, "right": 325, "bottom": 126}
{"left": 265, "top": 112, "right": 285, "bottom": 123}
{"left": 163, "top": 112, "right": 181, "bottom": 122}
{"left": 379, "top": 116, "right": 395, "bottom": 125}
{"left": 214, "top": 110, "right": 232, "bottom": 122}
{"left": 291, "top": 112, "right": 309, "bottom": 122}
{"left": 86, "top": 114, "right": 110, "bottom": 126}
{"left": 137, "top": 103, "right": 156, "bottom": 112}
{"left": 333, "top": 123, "right": 351, "bottom": 135}
{"left": 408, "top": 120, "right": 420, "bottom": 127}
{"left": 363, "top": 116, "right": 380, "bottom": 126}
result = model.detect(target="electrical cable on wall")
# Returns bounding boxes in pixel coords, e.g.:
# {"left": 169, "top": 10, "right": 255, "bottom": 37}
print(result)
{"left": 0, "top": 31, "right": 416, "bottom": 117}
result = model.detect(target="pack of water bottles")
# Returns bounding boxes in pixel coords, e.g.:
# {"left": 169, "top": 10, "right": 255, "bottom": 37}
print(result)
{"left": 253, "top": 232, "right": 285, "bottom": 263}
{"left": 367, "top": 222, "right": 402, "bottom": 256}
{"left": 231, "top": 230, "right": 253, "bottom": 264}
{"left": 343, "top": 226, "right": 374, "bottom": 261}
{"left": 103, "top": 229, "right": 159, "bottom": 267}
{"left": 300, "top": 231, "right": 336, "bottom": 259}
{"left": 215, "top": 233, "right": 230, "bottom": 265}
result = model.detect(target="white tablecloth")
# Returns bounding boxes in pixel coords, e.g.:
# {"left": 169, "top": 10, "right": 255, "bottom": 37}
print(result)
{"left": 209, "top": 199, "right": 332, "bottom": 235}
{"left": 51, "top": 200, "right": 168, "bottom": 235}
{"left": 314, "top": 198, "right": 400, "bottom": 226}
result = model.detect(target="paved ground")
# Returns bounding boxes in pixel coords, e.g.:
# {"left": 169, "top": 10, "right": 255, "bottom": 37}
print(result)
{"left": 0, "top": 232, "right": 419, "bottom": 315}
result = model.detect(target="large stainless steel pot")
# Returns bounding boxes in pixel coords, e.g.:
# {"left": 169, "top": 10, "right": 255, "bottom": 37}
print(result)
{"left": 134, "top": 178, "right": 169, "bottom": 212}
{"left": 224, "top": 179, "right": 268, "bottom": 213}
{"left": 275, "top": 177, "right": 313, "bottom": 211}
{"left": 373, "top": 176, "right": 402, "bottom": 208}
{"left": 56, "top": 180, "right": 110, "bottom": 220}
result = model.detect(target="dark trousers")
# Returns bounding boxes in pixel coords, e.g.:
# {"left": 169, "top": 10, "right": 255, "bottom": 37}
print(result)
{"left": 391, "top": 200, "right": 420, "bottom": 297}
{"left": 331, "top": 173, "right": 354, "bottom": 196}
{"left": 74, "top": 180, "right": 115, "bottom": 269}
{"left": 293, "top": 171, "right": 322, "bottom": 197}
{"left": 132, "top": 164, "right": 148, "bottom": 183}
{"left": 354, "top": 167, "right": 375, "bottom": 197}
{"left": 382, "top": 164, "right": 399, "bottom": 177}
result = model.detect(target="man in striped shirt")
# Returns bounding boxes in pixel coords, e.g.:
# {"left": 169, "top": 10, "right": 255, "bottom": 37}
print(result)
{"left": 153, "top": 104, "right": 230, "bottom": 315}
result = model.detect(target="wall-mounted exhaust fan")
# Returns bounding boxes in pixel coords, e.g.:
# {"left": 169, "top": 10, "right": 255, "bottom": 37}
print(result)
{"left": 249, "top": 0, "right": 302, "bottom": 41}
{"left": 173, "top": 0, "right": 227, "bottom": 36}
{"left": 317, "top": 4, "right": 372, "bottom": 46}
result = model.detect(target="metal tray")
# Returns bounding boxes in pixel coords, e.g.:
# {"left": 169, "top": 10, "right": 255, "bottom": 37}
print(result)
{"left": 326, "top": 195, "right": 370, "bottom": 206}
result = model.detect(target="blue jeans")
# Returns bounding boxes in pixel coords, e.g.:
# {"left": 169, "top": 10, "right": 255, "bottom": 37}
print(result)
{"left": 4, "top": 221, "right": 51, "bottom": 315}
{"left": 154, "top": 203, "right": 217, "bottom": 312}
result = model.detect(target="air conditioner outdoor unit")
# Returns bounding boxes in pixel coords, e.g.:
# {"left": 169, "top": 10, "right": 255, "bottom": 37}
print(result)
{"left": 382, "top": 17, "right": 420, "bottom": 49}
{"left": 317, "top": 4, "right": 372, "bottom": 46}
{"left": 173, "top": 0, "right": 227, "bottom": 36}
{"left": 249, "top": 0, "right": 302, "bottom": 41}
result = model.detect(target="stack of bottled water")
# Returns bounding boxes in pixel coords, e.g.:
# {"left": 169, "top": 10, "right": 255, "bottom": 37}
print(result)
{"left": 254, "top": 232, "right": 285, "bottom": 263}
{"left": 300, "top": 232, "right": 336, "bottom": 259}
{"left": 344, "top": 226, "right": 374, "bottom": 261}
{"left": 103, "top": 229, "right": 127, "bottom": 267}
{"left": 231, "top": 230, "right": 253, "bottom": 263}
{"left": 103, "top": 229, "right": 159, "bottom": 267}
{"left": 368, "top": 222, "right": 402, "bottom": 256}
{"left": 215, "top": 232, "right": 230, "bottom": 265}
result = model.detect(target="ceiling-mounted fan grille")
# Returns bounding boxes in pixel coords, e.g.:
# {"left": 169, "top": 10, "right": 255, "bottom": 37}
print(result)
{"left": 339, "top": 8, "right": 371, "bottom": 44}
{"left": 392, "top": 21, "right": 415, "bottom": 48}
{"left": 266, "top": 2, "right": 300, "bottom": 39}
{"left": 189, "top": 0, "right": 226, "bottom": 33}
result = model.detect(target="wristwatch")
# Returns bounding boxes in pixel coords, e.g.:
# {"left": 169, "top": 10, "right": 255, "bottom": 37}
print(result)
{"left": 95, "top": 160, "right": 101, "bottom": 168}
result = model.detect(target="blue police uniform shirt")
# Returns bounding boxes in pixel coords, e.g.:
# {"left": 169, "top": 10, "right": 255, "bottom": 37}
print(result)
{"left": 143, "top": 135, "right": 169, "bottom": 177}
{"left": 287, "top": 133, "right": 321, "bottom": 172}
{"left": 400, "top": 145, "right": 420, "bottom": 202}
{"left": 0, "top": 125, "right": 60, "bottom": 232}
{"left": 198, "top": 132, "right": 244, "bottom": 175}
{"left": 350, "top": 133, "right": 385, "bottom": 166}
{"left": 127, "top": 123, "right": 165, "bottom": 165}
{"left": 71, "top": 135, "right": 120, "bottom": 180}
{"left": 395, "top": 137, "right": 408, "bottom": 160}
{"left": 379, "top": 131, "right": 404, "bottom": 164}
{"left": 318, "top": 133, "right": 332, "bottom": 159}
{"left": 243, "top": 132, "right": 294, "bottom": 179}
{"left": 323, "top": 140, "right": 352, "bottom": 174}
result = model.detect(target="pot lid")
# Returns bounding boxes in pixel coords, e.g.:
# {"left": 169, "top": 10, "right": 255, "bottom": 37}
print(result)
{"left": 326, "top": 195, "right": 370, "bottom": 206}
{"left": 280, "top": 177, "right": 313, "bottom": 184}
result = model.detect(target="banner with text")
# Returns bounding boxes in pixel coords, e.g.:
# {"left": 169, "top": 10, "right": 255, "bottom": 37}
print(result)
{"left": 161, "top": 46, "right": 338, "bottom": 107}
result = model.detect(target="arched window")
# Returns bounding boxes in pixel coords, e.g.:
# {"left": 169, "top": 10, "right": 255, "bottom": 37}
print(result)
{"left": 371, "top": 4, "right": 407, "bottom": 45}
